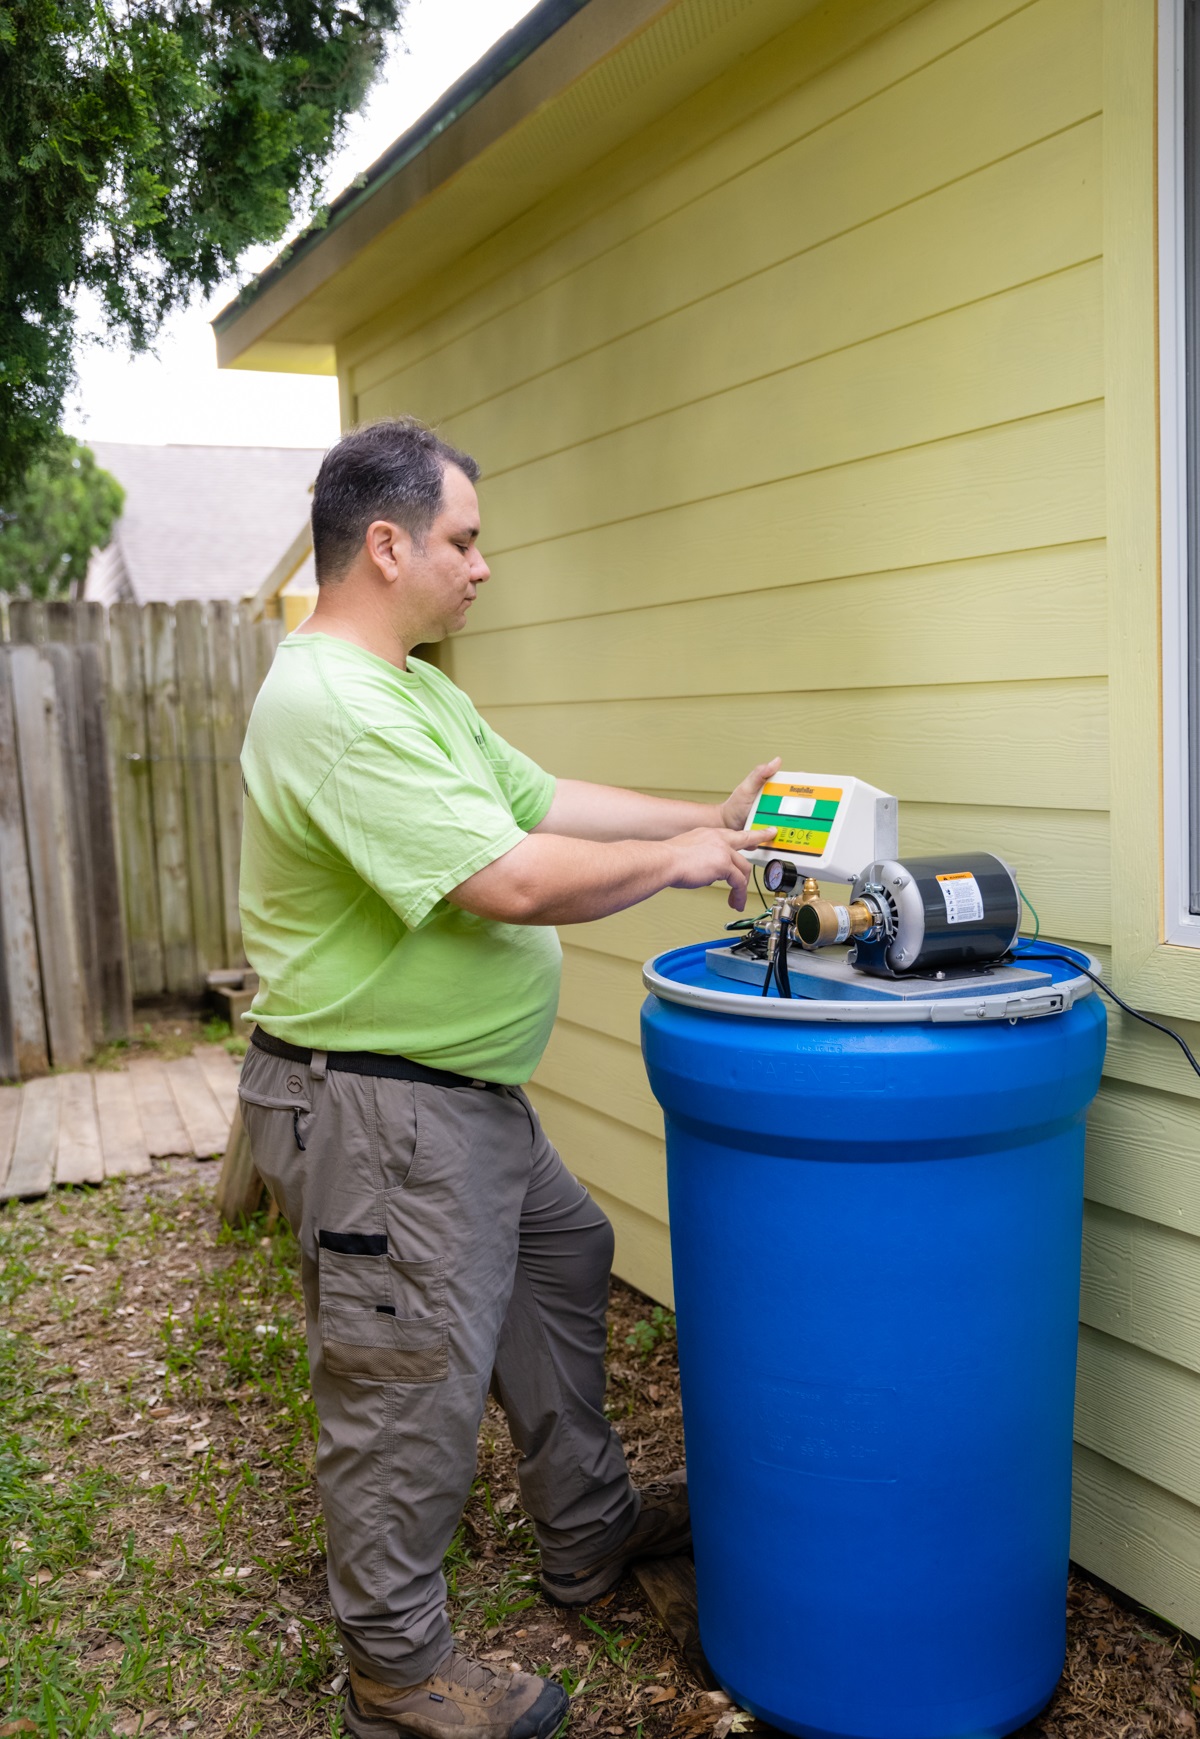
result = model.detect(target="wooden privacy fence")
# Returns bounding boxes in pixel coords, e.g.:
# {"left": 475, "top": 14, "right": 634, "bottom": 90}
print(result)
{"left": 1, "top": 598, "right": 283, "bottom": 1025}
{"left": 0, "top": 640, "right": 129, "bottom": 1079}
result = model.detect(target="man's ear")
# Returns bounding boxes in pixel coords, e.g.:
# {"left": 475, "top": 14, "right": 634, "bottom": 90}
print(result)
{"left": 365, "top": 519, "right": 408, "bottom": 583}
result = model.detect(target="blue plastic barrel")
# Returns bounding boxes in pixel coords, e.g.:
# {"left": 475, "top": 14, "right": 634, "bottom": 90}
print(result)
{"left": 640, "top": 940, "right": 1107, "bottom": 1739}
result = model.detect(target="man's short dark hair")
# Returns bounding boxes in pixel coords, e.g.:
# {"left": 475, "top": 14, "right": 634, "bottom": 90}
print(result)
{"left": 311, "top": 418, "right": 480, "bottom": 582}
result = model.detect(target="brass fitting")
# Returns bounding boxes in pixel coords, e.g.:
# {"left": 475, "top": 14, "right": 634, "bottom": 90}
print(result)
{"left": 794, "top": 896, "right": 878, "bottom": 949}
{"left": 801, "top": 877, "right": 821, "bottom": 904}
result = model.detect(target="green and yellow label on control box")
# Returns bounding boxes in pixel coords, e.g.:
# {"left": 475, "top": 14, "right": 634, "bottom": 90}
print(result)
{"left": 753, "top": 782, "right": 842, "bottom": 855}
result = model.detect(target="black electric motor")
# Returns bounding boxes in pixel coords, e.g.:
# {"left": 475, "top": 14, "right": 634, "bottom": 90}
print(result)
{"left": 848, "top": 851, "right": 1021, "bottom": 977}
{"left": 787, "top": 850, "right": 1022, "bottom": 978}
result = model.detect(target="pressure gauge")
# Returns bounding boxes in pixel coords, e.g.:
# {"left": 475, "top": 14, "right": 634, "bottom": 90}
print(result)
{"left": 763, "top": 857, "right": 799, "bottom": 895}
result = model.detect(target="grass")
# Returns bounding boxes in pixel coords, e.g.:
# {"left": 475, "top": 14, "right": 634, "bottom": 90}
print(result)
{"left": 5, "top": 1165, "right": 1195, "bottom": 1739}
{"left": 0, "top": 1183, "right": 343, "bottom": 1736}
{"left": 0, "top": 1173, "right": 694, "bottom": 1738}
{"left": 89, "top": 1012, "right": 248, "bottom": 1073}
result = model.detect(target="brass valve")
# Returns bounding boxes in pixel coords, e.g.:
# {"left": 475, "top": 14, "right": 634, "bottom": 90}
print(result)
{"left": 794, "top": 896, "right": 879, "bottom": 949}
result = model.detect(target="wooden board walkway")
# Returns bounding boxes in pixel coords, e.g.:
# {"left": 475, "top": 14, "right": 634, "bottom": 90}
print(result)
{"left": 0, "top": 1045, "right": 240, "bottom": 1199}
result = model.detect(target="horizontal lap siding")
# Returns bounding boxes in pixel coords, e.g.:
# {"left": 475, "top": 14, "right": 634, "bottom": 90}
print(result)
{"left": 342, "top": 0, "right": 1200, "bottom": 1633}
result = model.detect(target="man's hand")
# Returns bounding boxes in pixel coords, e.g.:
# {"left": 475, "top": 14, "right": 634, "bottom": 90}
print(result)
{"left": 720, "top": 757, "right": 782, "bottom": 831}
{"left": 668, "top": 825, "right": 778, "bottom": 912}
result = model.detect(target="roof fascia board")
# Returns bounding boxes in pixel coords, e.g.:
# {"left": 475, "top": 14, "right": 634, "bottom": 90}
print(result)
{"left": 215, "top": 0, "right": 672, "bottom": 367}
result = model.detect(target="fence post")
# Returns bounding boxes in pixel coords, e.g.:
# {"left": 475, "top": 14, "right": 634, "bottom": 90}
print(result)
{"left": 144, "top": 603, "right": 197, "bottom": 994}
{"left": 7, "top": 599, "right": 47, "bottom": 645}
{"left": 176, "top": 601, "right": 224, "bottom": 978}
{"left": 78, "top": 643, "right": 131, "bottom": 1041}
{"left": 8, "top": 647, "right": 90, "bottom": 1069}
{"left": 43, "top": 644, "right": 101, "bottom": 1045}
{"left": 208, "top": 602, "right": 246, "bottom": 967}
{"left": 0, "top": 652, "right": 47, "bottom": 1078}
{"left": 109, "top": 602, "right": 164, "bottom": 998}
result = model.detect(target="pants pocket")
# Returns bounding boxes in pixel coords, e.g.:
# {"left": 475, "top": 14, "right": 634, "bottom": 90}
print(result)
{"left": 317, "top": 1241, "right": 448, "bottom": 1384}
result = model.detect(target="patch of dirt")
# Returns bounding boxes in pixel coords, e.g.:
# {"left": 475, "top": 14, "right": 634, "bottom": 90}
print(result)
{"left": 2, "top": 1167, "right": 1197, "bottom": 1738}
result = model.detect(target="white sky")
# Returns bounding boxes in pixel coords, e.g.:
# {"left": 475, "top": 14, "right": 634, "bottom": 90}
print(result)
{"left": 62, "top": 0, "right": 543, "bottom": 451}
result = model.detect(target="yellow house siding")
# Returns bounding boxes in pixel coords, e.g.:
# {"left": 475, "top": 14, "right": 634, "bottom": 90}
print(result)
{"left": 334, "top": 0, "right": 1200, "bottom": 1635}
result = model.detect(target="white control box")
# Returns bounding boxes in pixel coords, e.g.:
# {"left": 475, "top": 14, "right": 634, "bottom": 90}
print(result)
{"left": 744, "top": 772, "right": 898, "bottom": 885}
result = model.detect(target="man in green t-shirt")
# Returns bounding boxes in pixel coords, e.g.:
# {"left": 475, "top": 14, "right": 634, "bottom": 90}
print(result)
{"left": 238, "top": 418, "right": 776, "bottom": 1739}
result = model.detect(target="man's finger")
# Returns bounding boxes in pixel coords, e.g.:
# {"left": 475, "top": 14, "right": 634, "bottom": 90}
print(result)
{"left": 732, "top": 826, "right": 776, "bottom": 847}
{"left": 725, "top": 851, "right": 751, "bottom": 911}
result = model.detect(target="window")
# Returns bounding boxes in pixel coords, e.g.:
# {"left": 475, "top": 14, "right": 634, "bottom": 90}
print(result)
{"left": 1159, "top": 0, "right": 1200, "bottom": 942}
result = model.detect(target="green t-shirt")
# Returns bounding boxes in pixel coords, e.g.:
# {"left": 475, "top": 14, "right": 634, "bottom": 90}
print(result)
{"left": 238, "top": 632, "right": 561, "bottom": 1083}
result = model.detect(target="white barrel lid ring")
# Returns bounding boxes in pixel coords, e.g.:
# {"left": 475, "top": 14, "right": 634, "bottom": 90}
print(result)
{"left": 641, "top": 943, "right": 1100, "bottom": 1025}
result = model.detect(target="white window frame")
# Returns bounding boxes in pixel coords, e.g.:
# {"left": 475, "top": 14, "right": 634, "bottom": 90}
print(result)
{"left": 1159, "top": 0, "right": 1200, "bottom": 943}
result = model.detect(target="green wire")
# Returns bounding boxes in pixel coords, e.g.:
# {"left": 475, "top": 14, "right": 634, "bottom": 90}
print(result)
{"left": 1019, "top": 884, "right": 1040, "bottom": 941}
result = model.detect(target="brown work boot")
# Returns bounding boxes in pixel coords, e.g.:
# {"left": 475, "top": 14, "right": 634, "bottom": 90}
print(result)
{"left": 539, "top": 1470, "right": 690, "bottom": 1607}
{"left": 343, "top": 1650, "right": 568, "bottom": 1738}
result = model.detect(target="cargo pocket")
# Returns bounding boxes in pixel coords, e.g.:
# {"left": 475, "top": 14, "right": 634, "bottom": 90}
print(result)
{"left": 317, "top": 1233, "right": 447, "bottom": 1384}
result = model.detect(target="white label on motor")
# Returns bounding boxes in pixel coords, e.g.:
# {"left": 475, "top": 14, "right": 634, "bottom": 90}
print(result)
{"left": 833, "top": 906, "right": 851, "bottom": 943}
{"left": 937, "top": 871, "right": 984, "bottom": 924}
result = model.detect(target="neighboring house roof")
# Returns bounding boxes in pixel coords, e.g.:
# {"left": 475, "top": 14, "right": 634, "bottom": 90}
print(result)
{"left": 83, "top": 442, "right": 324, "bottom": 606}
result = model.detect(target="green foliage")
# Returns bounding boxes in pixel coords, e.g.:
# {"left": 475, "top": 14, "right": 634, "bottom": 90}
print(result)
{"left": 0, "top": 0, "right": 405, "bottom": 495}
{"left": 624, "top": 1307, "right": 676, "bottom": 1362}
{"left": 0, "top": 433, "right": 123, "bottom": 596}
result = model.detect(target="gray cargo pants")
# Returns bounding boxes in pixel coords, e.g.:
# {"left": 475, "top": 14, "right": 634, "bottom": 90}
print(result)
{"left": 238, "top": 1045, "right": 639, "bottom": 1686}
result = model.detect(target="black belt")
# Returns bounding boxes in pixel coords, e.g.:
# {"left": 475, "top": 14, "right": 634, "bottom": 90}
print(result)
{"left": 251, "top": 1026, "right": 504, "bottom": 1091}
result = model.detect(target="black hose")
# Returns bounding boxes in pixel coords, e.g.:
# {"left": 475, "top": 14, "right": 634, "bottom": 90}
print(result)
{"left": 775, "top": 917, "right": 793, "bottom": 998}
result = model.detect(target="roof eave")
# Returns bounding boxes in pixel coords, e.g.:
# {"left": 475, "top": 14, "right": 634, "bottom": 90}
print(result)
{"left": 213, "top": 0, "right": 607, "bottom": 370}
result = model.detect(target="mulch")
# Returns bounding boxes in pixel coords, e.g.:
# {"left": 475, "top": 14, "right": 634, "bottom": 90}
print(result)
{"left": 2, "top": 1159, "right": 1198, "bottom": 1737}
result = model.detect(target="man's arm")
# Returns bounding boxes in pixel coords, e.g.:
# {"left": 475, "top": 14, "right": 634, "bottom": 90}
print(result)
{"left": 446, "top": 825, "right": 774, "bottom": 926}
{"left": 532, "top": 757, "right": 781, "bottom": 842}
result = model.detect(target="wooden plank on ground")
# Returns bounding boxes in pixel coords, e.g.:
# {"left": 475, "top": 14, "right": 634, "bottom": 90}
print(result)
{"left": 0, "top": 653, "right": 47, "bottom": 1078}
{"left": 93, "top": 1069, "right": 151, "bottom": 1177}
{"left": 0, "top": 1084, "right": 23, "bottom": 1191}
{"left": 77, "top": 643, "right": 130, "bottom": 1041}
{"left": 215, "top": 1102, "right": 264, "bottom": 1223}
{"left": 631, "top": 1556, "right": 719, "bottom": 1692}
{"left": 4, "top": 1075, "right": 60, "bottom": 1199}
{"left": 55, "top": 1072, "right": 104, "bottom": 1186}
{"left": 193, "top": 1043, "right": 241, "bottom": 1122}
{"left": 207, "top": 601, "right": 245, "bottom": 966}
{"left": 144, "top": 603, "right": 196, "bottom": 993}
{"left": 108, "top": 602, "right": 164, "bottom": 998}
{"left": 164, "top": 1054, "right": 229, "bottom": 1159}
{"left": 175, "top": 601, "right": 224, "bottom": 978}
{"left": 9, "top": 647, "right": 89, "bottom": 1069}
{"left": 126, "top": 1057, "right": 193, "bottom": 1158}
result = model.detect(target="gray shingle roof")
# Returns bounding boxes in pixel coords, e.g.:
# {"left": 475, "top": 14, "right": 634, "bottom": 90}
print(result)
{"left": 83, "top": 442, "right": 325, "bottom": 606}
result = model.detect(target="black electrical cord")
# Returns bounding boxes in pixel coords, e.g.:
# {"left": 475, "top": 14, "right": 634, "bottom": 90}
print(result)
{"left": 1018, "top": 949, "right": 1200, "bottom": 1082}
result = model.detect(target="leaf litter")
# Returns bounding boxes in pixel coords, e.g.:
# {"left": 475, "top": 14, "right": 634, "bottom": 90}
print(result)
{"left": 0, "top": 1160, "right": 1197, "bottom": 1735}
